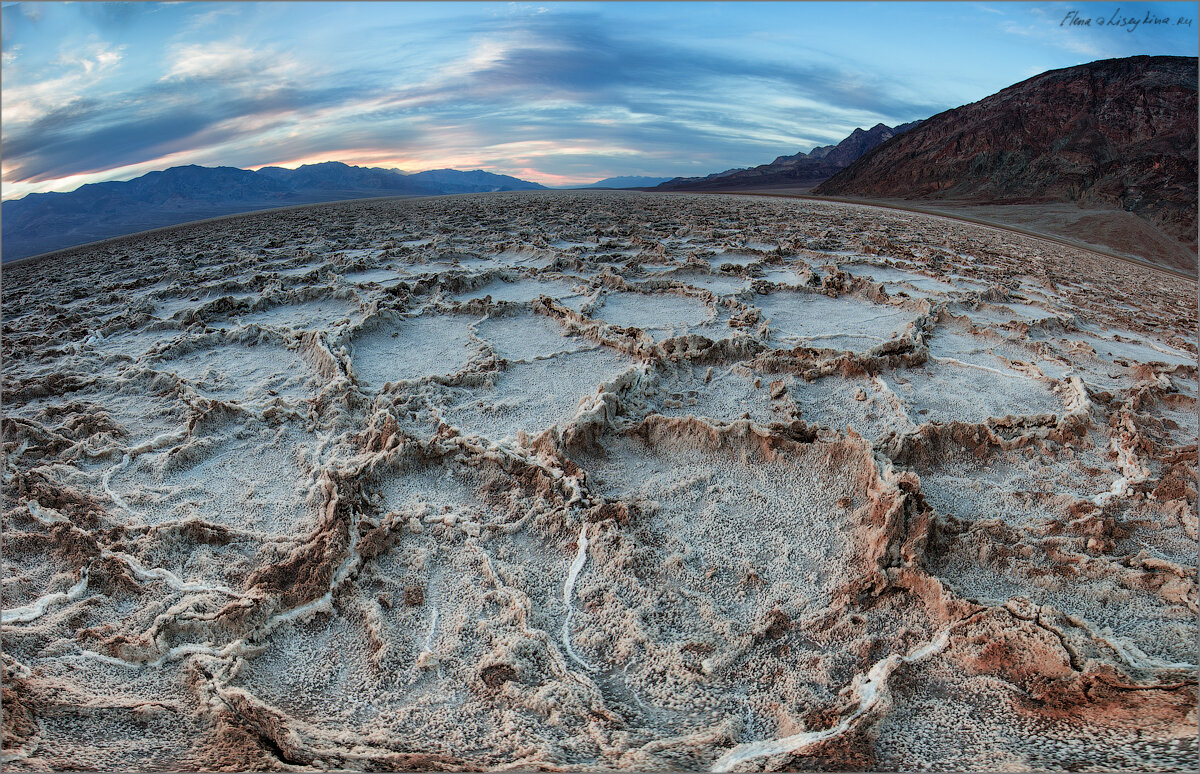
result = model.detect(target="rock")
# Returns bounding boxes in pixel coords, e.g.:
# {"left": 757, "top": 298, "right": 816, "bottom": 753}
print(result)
{"left": 480, "top": 663, "right": 518, "bottom": 688}
{"left": 816, "top": 56, "right": 1199, "bottom": 256}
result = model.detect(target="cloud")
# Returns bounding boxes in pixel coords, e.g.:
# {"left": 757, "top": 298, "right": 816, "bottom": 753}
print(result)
{"left": 18, "top": 3, "right": 43, "bottom": 23}
{"left": 6, "top": 110, "right": 238, "bottom": 180}
{"left": 1, "top": 41, "right": 125, "bottom": 125}
{"left": 77, "top": 2, "right": 168, "bottom": 31}
{"left": 455, "top": 13, "right": 940, "bottom": 119}
{"left": 1002, "top": 19, "right": 1105, "bottom": 58}
{"left": 178, "top": 3, "right": 241, "bottom": 33}
{"left": 3, "top": 25, "right": 378, "bottom": 185}
{"left": 3, "top": 66, "right": 376, "bottom": 183}
{"left": 3, "top": 7, "right": 951, "bottom": 195}
{"left": 344, "top": 8, "right": 940, "bottom": 175}
{"left": 160, "top": 39, "right": 297, "bottom": 83}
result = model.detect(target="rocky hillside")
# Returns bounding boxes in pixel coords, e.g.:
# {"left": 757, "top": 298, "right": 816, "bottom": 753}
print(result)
{"left": 656, "top": 121, "right": 921, "bottom": 191}
{"left": 816, "top": 56, "right": 1198, "bottom": 251}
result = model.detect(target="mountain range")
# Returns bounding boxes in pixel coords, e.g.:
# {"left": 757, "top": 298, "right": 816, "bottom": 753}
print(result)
{"left": 5, "top": 56, "right": 1195, "bottom": 269}
{"left": 579, "top": 176, "right": 676, "bottom": 189}
{"left": 654, "top": 121, "right": 923, "bottom": 191}
{"left": 816, "top": 56, "right": 1198, "bottom": 255}
{"left": 1, "top": 163, "right": 545, "bottom": 262}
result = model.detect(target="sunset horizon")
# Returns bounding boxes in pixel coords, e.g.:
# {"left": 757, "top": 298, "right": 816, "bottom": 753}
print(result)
{"left": 4, "top": 1, "right": 1196, "bottom": 200}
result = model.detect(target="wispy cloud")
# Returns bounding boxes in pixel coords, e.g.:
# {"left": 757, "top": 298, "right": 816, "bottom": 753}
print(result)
{"left": 159, "top": 39, "right": 301, "bottom": 84}
{"left": 179, "top": 4, "right": 242, "bottom": 34}
{"left": 1001, "top": 19, "right": 1104, "bottom": 58}
{"left": 2, "top": 1, "right": 1196, "bottom": 197}
{"left": 2, "top": 40, "right": 126, "bottom": 126}
{"left": 5, "top": 8, "right": 942, "bottom": 192}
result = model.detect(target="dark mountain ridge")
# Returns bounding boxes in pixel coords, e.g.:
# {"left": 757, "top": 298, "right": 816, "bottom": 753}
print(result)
{"left": 655, "top": 121, "right": 922, "bottom": 191}
{"left": 816, "top": 56, "right": 1198, "bottom": 252}
{"left": 2, "top": 162, "right": 546, "bottom": 261}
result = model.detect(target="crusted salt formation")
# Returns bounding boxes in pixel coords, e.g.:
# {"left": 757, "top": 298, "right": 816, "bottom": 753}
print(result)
{"left": 2, "top": 191, "right": 1196, "bottom": 771}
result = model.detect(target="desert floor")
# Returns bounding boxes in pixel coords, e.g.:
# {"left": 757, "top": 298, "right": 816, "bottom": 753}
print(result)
{"left": 2, "top": 191, "right": 1197, "bottom": 771}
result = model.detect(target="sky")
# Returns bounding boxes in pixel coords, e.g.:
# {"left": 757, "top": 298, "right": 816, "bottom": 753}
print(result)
{"left": 2, "top": 1, "right": 1196, "bottom": 198}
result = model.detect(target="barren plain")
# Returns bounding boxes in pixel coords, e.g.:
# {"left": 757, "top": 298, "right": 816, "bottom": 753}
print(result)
{"left": 2, "top": 191, "right": 1197, "bottom": 771}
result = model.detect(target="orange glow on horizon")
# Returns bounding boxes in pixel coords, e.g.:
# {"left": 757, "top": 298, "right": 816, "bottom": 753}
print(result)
{"left": 245, "top": 149, "right": 601, "bottom": 186}
{"left": 243, "top": 149, "right": 424, "bottom": 172}
{"left": 5, "top": 143, "right": 633, "bottom": 200}
{"left": 505, "top": 167, "right": 589, "bottom": 186}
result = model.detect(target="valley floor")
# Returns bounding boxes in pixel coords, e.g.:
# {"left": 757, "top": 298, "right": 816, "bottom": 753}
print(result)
{"left": 2, "top": 191, "right": 1196, "bottom": 771}
{"left": 711, "top": 187, "right": 1197, "bottom": 278}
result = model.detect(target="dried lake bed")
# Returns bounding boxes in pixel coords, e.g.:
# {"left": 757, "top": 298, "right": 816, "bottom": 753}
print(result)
{"left": 2, "top": 191, "right": 1197, "bottom": 771}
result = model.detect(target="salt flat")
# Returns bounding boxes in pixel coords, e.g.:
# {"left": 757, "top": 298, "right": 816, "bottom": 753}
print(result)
{"left": 2, "top": 191, "right": 1196, "bottom": 771}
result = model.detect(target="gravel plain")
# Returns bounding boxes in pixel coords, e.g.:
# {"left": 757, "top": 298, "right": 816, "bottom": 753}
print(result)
{"left": 2, "top": 191, "right": 1196, "bottom": 771}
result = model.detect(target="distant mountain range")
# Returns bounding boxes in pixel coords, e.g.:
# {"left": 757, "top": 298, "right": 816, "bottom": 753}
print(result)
{"left": 2, "top": 162, "right": 545, "bottom": 261}
{"left": 654, "top": 121, "right": 923, "bottom": 191}
{"left": 815, "top": 56, "right": 1198, "bottom": 252}
{"left": 7, "top": 56, "right": 1194, "bottom": 268}
{"left": 579, "top": 176, "right": 676, "bottom": 189}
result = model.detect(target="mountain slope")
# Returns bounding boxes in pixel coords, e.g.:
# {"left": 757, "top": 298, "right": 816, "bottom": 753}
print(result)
{"left": 656, "top": 122, "right": 921, "bottom": 191}
{"left": 816, "top": 56, "right": 1198, "bottom": 252}
{"left": 2, "top": 163, "right": 545, "bottom": 261}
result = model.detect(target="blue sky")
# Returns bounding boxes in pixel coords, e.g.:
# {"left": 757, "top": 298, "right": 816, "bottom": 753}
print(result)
{"left": 2, "top": 1, "right": 1196, "bottom": 197}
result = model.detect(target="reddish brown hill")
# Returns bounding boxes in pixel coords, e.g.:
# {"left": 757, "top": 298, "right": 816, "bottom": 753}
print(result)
{"left": 816, "top": 56, "right": 1198, "bottom": 252}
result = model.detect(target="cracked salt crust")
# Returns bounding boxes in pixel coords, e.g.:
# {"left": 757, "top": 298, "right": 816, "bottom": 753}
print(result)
{"left": 2, "top": 191, "right": 1195, "bottom": 771}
